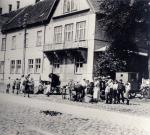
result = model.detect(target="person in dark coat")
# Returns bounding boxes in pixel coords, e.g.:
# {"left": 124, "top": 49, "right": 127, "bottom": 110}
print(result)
{"left": 117, "top": 79, "right": 125, "bottom": 103}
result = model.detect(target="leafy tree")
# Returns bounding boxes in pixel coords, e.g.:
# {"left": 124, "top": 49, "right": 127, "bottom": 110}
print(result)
{"left": 94, "top": 0, "right": 150, "bottom": 78}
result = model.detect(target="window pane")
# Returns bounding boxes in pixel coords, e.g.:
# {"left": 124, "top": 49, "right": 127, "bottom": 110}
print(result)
{"left": 1, "top": 38, "right": 6, "bottom": 51}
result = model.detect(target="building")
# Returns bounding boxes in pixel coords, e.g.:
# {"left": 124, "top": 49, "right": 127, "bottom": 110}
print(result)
{"left": 0, "top": 0, "right": 43, "bottom": 14}
{"left": 0, "top": 0, "right": 149, "bottom": 86}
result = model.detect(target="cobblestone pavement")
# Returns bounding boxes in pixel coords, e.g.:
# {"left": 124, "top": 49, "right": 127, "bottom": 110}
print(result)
{"left": 0, "top": 93, "right": 150, "bottom": 135}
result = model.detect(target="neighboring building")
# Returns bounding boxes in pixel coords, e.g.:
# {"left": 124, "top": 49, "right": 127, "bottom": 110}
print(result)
{"left": 0, "top": 0, "right": 149, "bottom": 85}
{"left": 0, "top": 0, "right": 42, "bottom": 14}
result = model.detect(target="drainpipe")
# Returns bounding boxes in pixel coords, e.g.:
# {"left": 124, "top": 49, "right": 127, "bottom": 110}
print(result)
{"left": 3, "top": 34, "right": 7, "bottom": 83}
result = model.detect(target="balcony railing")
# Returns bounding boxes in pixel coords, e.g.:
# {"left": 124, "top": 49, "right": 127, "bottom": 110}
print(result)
{"left": 43, "top": 41, "right": 88, "bottom": 52}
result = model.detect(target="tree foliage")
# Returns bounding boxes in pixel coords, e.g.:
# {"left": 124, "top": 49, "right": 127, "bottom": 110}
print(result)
{"left": 95, "top": 0, "right": 150, "bottom": 77}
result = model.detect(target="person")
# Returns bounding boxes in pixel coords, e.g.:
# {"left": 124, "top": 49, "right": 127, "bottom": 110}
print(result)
{"left": 105, "top": 83, "right": 110, "bottom": 104}
{"left": 20, "top": 75, "right": 25, "bottom": 93}
{"left": 112, "top": 80, "right": 118, "bottom": 104}
{"left": 12, "top": 79, "right": 16, "bottom": 94}
{"left": 125, "top": 81, "right": 131, "bottom": 105}
{"left": 93, "top": 77, "right": 100, "bottom": 103}
{"left": 15, "top": 78, "right": 20, "bottom": 95}
{"left": 117, "top": 79, "right": 125, "bottom": 103}
{"left": 99, "top": 77, "right": 106, "bottom": 100}
{"left": 24, "top": 75, "right": 30, "bottom": 98}
{"left": 45, "top": 81, "right": 51, "bottom": 97}
{"left": 6, "top": 77, "right": 11, "bottom": 93}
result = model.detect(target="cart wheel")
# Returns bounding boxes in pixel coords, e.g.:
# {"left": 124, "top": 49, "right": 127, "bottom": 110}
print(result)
{"left": 129, "top": 93, "right": 136, "bottom": 98}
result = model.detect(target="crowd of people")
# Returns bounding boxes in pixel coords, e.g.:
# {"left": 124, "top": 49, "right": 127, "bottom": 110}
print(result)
{"left": 65, "top": 77, "right": 131, "bottom": 105}
{"left": 5, "top": 74, "right": 131, "bottom": 105}
{"left": 6, "top": 74, "right": 34, "bottom": 98}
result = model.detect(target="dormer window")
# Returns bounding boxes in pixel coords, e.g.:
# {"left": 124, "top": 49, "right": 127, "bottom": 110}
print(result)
{"left": 64, "top": 0, "right": 77, "bottom": 13}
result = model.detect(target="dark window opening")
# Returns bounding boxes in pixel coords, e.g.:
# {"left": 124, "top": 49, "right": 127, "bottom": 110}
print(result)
{"left": 9, "top": 4, "right": 12, "bottom": 12}
{"left": 17, "top": 1, "right": 20, "bottom": 9}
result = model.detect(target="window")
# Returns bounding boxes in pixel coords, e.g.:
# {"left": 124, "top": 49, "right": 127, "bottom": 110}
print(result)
{"left": 12, "top": 36, "right": 16, "bottom": 50}
{"left": 16, "top": 60, "right": 21, "bottom": 74}
{"left": 10, "top": 60, "right": 15, "bottom": 74}
{"left": 25, "top": 33, "right": 29, "bottom": 47}
{"left": 17, "top": 1, "right": 20, "bottom": 9}
{"left": 75, "top": 58, "right": 83, "bottom": 74}
{"left": 54, "top": 26, "right": 62, "bottom": 43}
{"left": 35, "top": 58, "right": 41, "bottom": 73}
{"left": 36, "top": 31, "right": 42, "bottom": 46}
{"left": 0, "top": 8, "right": 2, "bottom": 14}
{"left": 9, "top": 4, "right": 12, "bottom": 12}
{"left": 1, "top": 38, "right": 6, "bottom": 51}
{"left": 0, "top": 61, "right": 4, "bottom": 74}
{"left": 64, "top": 0, "right": 77, "bottom": 13}
{"left": 76, "top": 21, "right": 86, "bottom": 41}
{"left": 53, "top": 59, "right": 60, "bottom": 73}
{"left": 65, "top": 24, "right": 73, "bottom": 42}
{"left": 28, "top": 59, "right": 34, "bottom": 73}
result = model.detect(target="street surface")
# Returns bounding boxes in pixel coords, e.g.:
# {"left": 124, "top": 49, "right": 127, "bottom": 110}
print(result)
{"left": 0, "top": 93, "right": 150, "bottom": 135}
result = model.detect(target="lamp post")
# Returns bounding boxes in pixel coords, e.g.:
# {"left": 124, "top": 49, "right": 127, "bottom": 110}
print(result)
{"left": 22, "top": 13, "right": 28, "bottom": 75}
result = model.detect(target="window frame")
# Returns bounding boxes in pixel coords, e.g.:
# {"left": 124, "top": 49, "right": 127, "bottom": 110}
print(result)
{"left": 76, "top": 21, "right": 86, "bottom": 41}
{"left": 64, "top": 0, "right": 77, "bottom": 13}
{"left": 12, "top": 36, "right": 16, "bottom": 50}
{"left": 74, "top": 57, "right": 84, "bottom": 74}
{"left": 25, "top": 33, "right": 29, "bottom": 48}
{"left": 54, "top": 26, "right": 62, "bottom": 44}
{"left": 64, "top": 23, "right": 73, "bottom": 42}
{"left": 53, "top": 59, "right": 60, "bottom": 74}
{"left": 36, "top": 31, "right": 42, "bottom": 47}
{"left": 10, "top": 60, "right": 15, "bottom": 74}
{"left": 17, "top": 1, "right": 20, "bottom": 9}
{"left": 0, "top": 61, "right": 4, "bottom": 74}
{"left": 35, "top": 58, "right": 41, "bottom": 73}
{"left": 16, "top": 60, "right": 21, "bottom": 74}
{"left": 1, "top": 38, "right": 6, "bottom": 51}
{"left": 28, "top": 59, "right": 34, "bottom": 73}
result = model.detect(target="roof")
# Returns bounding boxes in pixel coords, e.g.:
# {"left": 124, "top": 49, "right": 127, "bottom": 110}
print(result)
{"left": 2, "top": 0, "right": 57, "bottom": 33}
{"left": 89, "top": 0, "right": 104, "bottom": 13}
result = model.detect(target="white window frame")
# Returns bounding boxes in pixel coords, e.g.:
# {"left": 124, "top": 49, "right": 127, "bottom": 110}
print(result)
{"left": 12, "top": 36, "right": 16, "bottom": 50}
{"left": 28, "top": 59, "right": 34, "bottom": 73}
{"left": 53, "top": 59, "right": 60, "bottom": 74}
{"left": 36, "top": 31, "right": 42, "bottom": 46}
{"left": 35, "top": 58, "right": 41, "bottom": 73}
{"left": 16, "top": 60, "right": 21, "bottom": 74}
{"left": 75, "top": 57, "right": 83, "bottom": 74}
{"left": 65, "top": 23, "right": 73, "bottom": 42}
{"left": 25, "top": 33, "right": 29, "bottom": 47}
{"left": 10, "top": 60, "right": 15, "bottom": 74}
{"left": 64, "top": 0, "right": 77, "bottom": 13}
{"left": 0, "top": 61, "right": 4, "bottom": 74}
{"left": 1, "top": 38, "right": 6, "bottom": 51}
{"left": 76, "top": 21, "right": 86, "bottom": 41}
{"left": 54, "top": 26, "right": 62, "bottom": 44}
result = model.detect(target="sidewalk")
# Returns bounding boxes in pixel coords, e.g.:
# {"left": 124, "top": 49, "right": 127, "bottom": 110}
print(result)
{"left": 0, "top": 93, "right": 150, "bottom": 134}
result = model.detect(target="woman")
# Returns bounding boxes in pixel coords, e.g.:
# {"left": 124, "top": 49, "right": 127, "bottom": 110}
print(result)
{"left": 93, "top": 78, "right": 100, "bottom": 103}
{"left": 125, "top": 81, "right": 131, "bottom": 105}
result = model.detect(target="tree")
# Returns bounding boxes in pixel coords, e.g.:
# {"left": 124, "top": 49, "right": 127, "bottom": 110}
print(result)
{"left": 94, "top": 0, "right": 150, "bottom": 78}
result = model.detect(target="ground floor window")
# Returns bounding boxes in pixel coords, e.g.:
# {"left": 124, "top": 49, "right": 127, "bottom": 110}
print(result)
{"left": 10, "top": 60, "right": 15, "bottom": 74}
{"left": 28, "top": 59, "right": 34, "bottom": 73}
{"left": 75, "top": 57, "right": 83, "bottom": 74}
{"left": 35, "top": 58, "right": 41, "bottom": 73}
{"left": 16, "top": 60, "right": 21, "bottom": 74}
{"left": 53, "top": 59, "right": 60, "bottom": 73}
{"left": 0, "top": 61, "right": 4, "bottom": 74}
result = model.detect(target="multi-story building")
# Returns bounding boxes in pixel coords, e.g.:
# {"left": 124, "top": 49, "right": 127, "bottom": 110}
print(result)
{"left": 0, "top": 0, "right": 149, "bottom": 85}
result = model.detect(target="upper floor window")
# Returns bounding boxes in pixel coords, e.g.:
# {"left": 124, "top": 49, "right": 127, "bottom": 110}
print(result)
{"left": 10, "top": 60, "right": 15, "bottom": 74}
{"left": 25, "top": 33, "right": 29, "bottom": 47}
{"left": 75, "top": 57, "right": 83, "bottom": 74}
{"left": 54, "top": 26, "right": 62, "bottom": 44}
{"left": 9, "top": 4, "right": 12, "bottom": 12}
{"left": 16, "top": 60, "right": 21, "bottom": 74}
{"left": 64, "top": 0, "right": 77, "bottom": 13}
{"left": 0, "top": 61, "right": 4, "bottom": 74}
{"left": 17, "top": 1, "right": 20, "bottom": 9}
{"left": 36, "top": 31, "right": 42, "bottom": 46}
{"left": 65, "top": 24, "right": 73, "bottom": 42}
{"left": 0, "top": 8, "right": 2, "bottom": 14}
{"left": 28, "top": 59, "right": 34, "bottom": 73}
{"left": 35, "top": 58, "right": 41, "bottom": 73}
{"left": 12, "top": 36, "right": 16, "bottom": 50}
{"left": 1, "top": 38, "right": 6, "bottom": 51}
{"left": 76, "top": 21, "right": 86, "bottom": 41}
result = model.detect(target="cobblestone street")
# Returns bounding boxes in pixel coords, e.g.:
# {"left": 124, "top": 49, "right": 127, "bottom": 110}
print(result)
{"left": 0, "top": 93, "right": 150, "bottom": 135}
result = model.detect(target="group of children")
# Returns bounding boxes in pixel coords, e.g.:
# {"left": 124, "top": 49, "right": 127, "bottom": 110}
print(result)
{"left": 6, "top": 74, "right": 34, "bottom": 98}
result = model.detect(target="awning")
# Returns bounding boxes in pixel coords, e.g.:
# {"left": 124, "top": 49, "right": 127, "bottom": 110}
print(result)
{"left": 95, "top": 46, "right": 148, "bottom": 57}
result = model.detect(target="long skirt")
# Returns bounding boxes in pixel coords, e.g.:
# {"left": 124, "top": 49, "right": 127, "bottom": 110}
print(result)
{"left": 93, "top": 87, "right": 100, "bottom": 100}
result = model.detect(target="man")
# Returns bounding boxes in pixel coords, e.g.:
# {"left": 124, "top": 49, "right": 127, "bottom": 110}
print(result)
{"left": 117, "top": 79, "right": 125, "bottom": 103}
{"left": 6, "top": 77, "right": 11, "bottom": 93}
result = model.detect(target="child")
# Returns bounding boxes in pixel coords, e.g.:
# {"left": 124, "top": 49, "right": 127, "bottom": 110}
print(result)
{"left": 6, "top": 77, "right": 11, "bottom": 93}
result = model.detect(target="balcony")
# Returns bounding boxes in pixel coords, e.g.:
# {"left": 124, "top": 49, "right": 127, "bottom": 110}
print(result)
{"left": 43, "top": 41, "right": 88, "bottom": 52}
